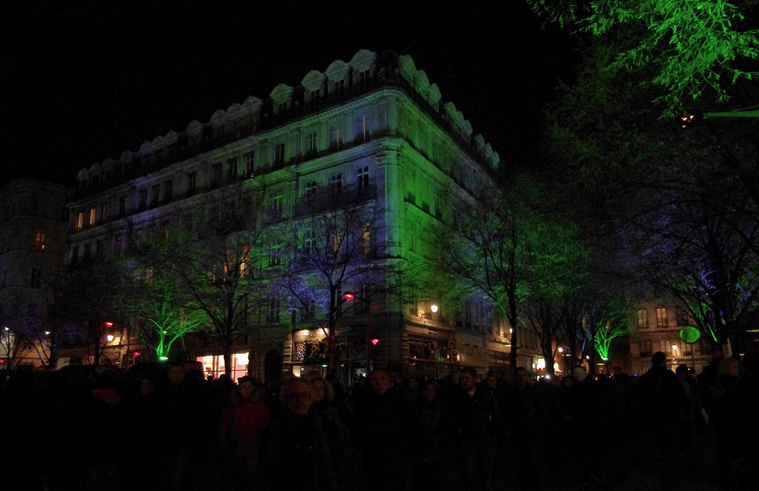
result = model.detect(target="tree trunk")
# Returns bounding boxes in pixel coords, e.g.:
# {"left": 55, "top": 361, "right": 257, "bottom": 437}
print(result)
{"left": 223, "top": 342, "right": 233, "bottom": 378}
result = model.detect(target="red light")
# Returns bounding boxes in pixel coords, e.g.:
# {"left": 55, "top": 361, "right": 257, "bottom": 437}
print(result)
{"left": 104, "top": 322, "right": 113, "bottom": 328}
{"left": 0, "top": 359, "right": 5, "bottom": 364}
{"left": 343, "top": 292, "right": 355, "bottom": 301}
{"left": 371, "top": 338, "right": 379, "bottom": 346}
{"left": 133, "top": 352, "right": 141, "bottom": 357}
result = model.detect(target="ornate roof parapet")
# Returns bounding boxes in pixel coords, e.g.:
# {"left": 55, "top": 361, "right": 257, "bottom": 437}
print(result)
{"left": 75, "top": 49, "right": 501, "bottom": 192}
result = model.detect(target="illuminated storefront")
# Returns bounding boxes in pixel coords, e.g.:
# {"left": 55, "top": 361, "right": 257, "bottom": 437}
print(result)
{"left": 197, "top": 352, "right": 249, "bottom": 381}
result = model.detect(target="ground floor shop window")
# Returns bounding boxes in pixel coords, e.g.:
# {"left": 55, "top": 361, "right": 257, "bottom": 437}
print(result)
{"left": 197, "top": 352, "right": 249, "bottom": 381}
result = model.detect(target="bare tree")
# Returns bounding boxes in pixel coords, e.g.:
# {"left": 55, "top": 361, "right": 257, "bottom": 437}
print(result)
{"left": 276, "top": 185, "right": 398, "bottom": 372}
{"left": 151, "top": 190, "right": 277, "bottom": 377}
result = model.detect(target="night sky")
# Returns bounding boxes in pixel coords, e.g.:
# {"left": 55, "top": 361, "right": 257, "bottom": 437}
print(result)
{"left": 2, "top": 1, "right": 576, "bottom": 188}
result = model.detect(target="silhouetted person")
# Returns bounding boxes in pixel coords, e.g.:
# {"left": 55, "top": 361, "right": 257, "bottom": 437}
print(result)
{"left": 451, "top": 366, "right": 500, "bottom": 491}
{"left": 352, "top": 368, "right": 411, "bottom": 491}
{"left": 259, "top": 377, "right": 338, "bottom": 491}
{"left": 637, "top": 352, "right": 687, "bottom": 488}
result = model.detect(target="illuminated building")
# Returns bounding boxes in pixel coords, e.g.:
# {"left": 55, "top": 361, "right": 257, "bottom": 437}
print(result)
{"left": 628, "top": 302, "right": 713, "bottom": 376}
{"left": 0, "top": 179, "right": 72, "bottom": 369}
{"left": 64, "top": 50, "right": 519, "bottom": 381}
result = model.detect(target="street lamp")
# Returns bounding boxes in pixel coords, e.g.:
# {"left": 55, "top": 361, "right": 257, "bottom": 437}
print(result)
{"left": 431, "top": 304, "right": 438, "bottom": 313}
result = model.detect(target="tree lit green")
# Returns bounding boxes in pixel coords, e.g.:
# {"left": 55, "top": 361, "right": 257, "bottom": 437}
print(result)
{"left": 527, "top": 0, "right": 759, "bottom": 113}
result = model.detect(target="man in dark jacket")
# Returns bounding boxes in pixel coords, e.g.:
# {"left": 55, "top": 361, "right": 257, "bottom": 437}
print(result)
{"left": 450, "top": 366, "right": 499, "bottom": 491}
{"left": 352, "top": 368, "right": 411, "bottom": 491}
{"left": 259, "top": 377, "right": 338, "bottom": 491}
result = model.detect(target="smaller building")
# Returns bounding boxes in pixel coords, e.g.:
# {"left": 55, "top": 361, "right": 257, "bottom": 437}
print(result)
{"left": 0, "top": 179, "right": 72, "bottom": 369}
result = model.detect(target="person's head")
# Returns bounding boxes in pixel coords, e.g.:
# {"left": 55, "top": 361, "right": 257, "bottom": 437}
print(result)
{"left": 423, "top": 382, "right": 438, "bottom": 403}
{"left": 167, "top": 361, "right": 186, "bottom": 386}
{"left": 237, "top": 375, "right": 255, "bottom": 399}
{"left": 676, "top": 364, "right": 689, "bottom": 377}
{"left": 280, "top": 377, "right": 312, "bottom": 415}
{"left": 651, "top": 351, "right": 667, "bottom": 367}
{"left": 516, "top": 367, "right": 530, "bottom": 387}
{"left": 720, "top": 357, "right": 740, "bottom": 377}
{"left": 309, "top": 375, "right": 334, "bottom": 403}
{"left": 572, "top": 366, "right": 587, "bottom": 383}
{"left": 371, "top": 369, "right": 392, "bottom": 396}
{"left": 459, "top": 367, "right": 478, "bottom": 391}
{"left": 486, "top": 374, "right": 498, "bottom": 389}
{"left": 139, "top": 376, "right": 155, "bottom": 396}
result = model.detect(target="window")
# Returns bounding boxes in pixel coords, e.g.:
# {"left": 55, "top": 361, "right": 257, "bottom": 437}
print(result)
{"left": 240, "top": 246, "right": 250, "bottom": 277}
{"left": 659, "top": 340, "right": 672, "bottom": 355}
{"left": 434, "top": 189, "right": 441, "bottom": 216}
{"left": 100, "top": 203, "right": 108, "bottom": 222}
{"left": 637, "top": 309, "right": 648, "bottom": 328}
{"left": 268, "top": 242, "right": 280, "bottom": 267}
{"left": 305, "top": 181, "right": 317, "bottom": 201}
{"left": 34, "top": 232, "right": 46, "bottom": 252}
{"left": 333, "top": 79, "right": 346, "bottom": 97}
{"left": 306, "top": 133, "right": 317, "bottom": 153}
{"left": 96, "top": 239, "right": 104, "bottom": 257}
{"left": 83, "top": 242, "right": 92, "bottom": 259}
{"left": 139, "top": 189, "right": 148, "bottom": 209}
{"left": 408, "top": 223, "right": 415, "bottom": 252}
{"left": 656, "top": 307, "right": 668, "bottom": 327}
{"left": 119, "top": 197, "right": 127, "bottom": 216}
{"left": 329, "top": 125, "right": 341, "bottom": 148}
{"left": 71, "top": 244, "right": 79, "bottom": 263}
{"left": 187, "top": 171, "right": 197, "bottom": 194}
{"left": 150, "top": 185, "right": 160, "bottom": 207}
{"left": 115, "top": 235, "right": 123, "bottom": 252}
{"left": 303, "top": 233, "right": 314, "bottom": 254}
{"left": 244, "top": 152, "right": 255, "bottom": 177}
{"left": 163, "top": 180, "right": 173, "bottom": 203}
{"left": 329, "top": 174, "right": 342, "bottom": 197}
{"left": 267, "top": 297, "right": 281, "bottom": 325}
{"left": 30, "top": 268, "right": 42, "bottom": 289}
{"left": 278, "top": 102, "right": 287, "bottom": 115}
{"left": 272, "top": 195, "right": 283, "bottom": 214}
{"left": 357, "top": 70, "right": 369, "bottom": 90}
{"left": 76, "top": 212, "right": 84, "bottom": 231}
{"left": 362, "top": 223, "right": 372, "bottom": 256}
{"left": 227, "top": 157, "right": 238, "bottom": 181}
{"left": 355, "top": 115, "right": 370, "bottom": 141}
{"left": 683, "top": 342, "right": 692, "bottom": 355}
{"left": 310, "top": 89, "right": 320, "bottom": 107}
{"left": 274, "top": 143, "right": 285, "bottom": 165}
{"left": 357, "top": 166, "right": 369, "bottom": 192}
{"left": 88, "top": 207, "right": 96, "bottom": 226}
{"left": 212, "top": 162, "right": 223, "bottom": 184}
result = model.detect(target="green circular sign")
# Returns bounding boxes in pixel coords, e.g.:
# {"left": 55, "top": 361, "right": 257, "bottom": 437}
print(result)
{"left": 679, "top": 326, "right": 701, "bottom": 344}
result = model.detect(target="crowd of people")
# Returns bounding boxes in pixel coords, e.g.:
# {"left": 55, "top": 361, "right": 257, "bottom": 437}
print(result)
{"left": 1, "top": 352, "right": 758, "bottom": 491}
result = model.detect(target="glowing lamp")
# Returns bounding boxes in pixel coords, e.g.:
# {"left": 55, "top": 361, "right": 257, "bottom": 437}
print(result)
{"left": 679, "top": 326, "right": 701, "bottom": 344}
{"left": 107, "top": 335, "right": 114, "bottom": 342}
{"left": 343, "top": 292, "right": 355, "bottom": 301}
{"left": 371, "top": 338, "right": 379, "bottom": 346}
{"left": 134, "top": 352, "right": 141, "bottom": 357}
{"left": 159, "top": 356, "right": 169, "bottom": 361}
{"left": 431, "top": 305, "right": 438, "bottom": 313}
{"left": 558, "top": 347, "right": 563, "bottom": 353}
{"left": 672, "top": 344, "right": 678, "bottom": 351}
{"left": 104, "top": 322, "right": 113, "bottom": 328}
